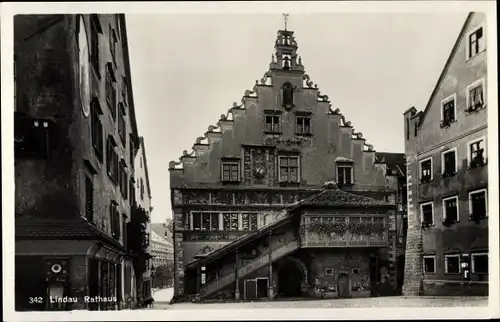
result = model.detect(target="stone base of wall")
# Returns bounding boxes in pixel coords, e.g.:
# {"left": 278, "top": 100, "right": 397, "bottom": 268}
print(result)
{"left": 423, "top": 281, "right": 488, "bottom": 296}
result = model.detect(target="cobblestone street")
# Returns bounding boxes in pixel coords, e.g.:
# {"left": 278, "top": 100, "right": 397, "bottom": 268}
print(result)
{"left": 149, "top": 289, "right": 487, "bottom": 310}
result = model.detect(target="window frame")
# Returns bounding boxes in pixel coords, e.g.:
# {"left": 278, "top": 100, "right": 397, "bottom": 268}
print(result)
{"left": 420, "top": 201, "right": 435, "bottom": 226}
{"left": 84, "top": 175, "right": 95, "bottom": 223}
{"left": 325, "top": 268, "right": 334, "bottom": 276}
{"left": 264, "top": 114, "right": 282, "bottom": 134}
{"left": 468, "top": 188, "right": 488, "bottom": 219}
{"left": 440, "top": 93, "right": 457, "bottom": 126}
{"left": 221, "top": 160, "right": 240, "bottom": 183}
{"left": 336, "top": 163, "right": 354, "bottom": 185}
{"left": 90, "top": 98, "right": 104, "bottom": 162}
{"left": 423, "top": 255, "right": 436, "bottom": 274}
{"left": 295, "top": 115, "right": 312, "bottom": 135}
{"left": 467, "top": 136, "right": 487, "bottom": 168}
{"left": 441, "top": 147, "right": 458, "bottom": 176}
{"left": 466, "top": 23, "right": 486, "bottom": 61}
{"left": 471, "top": 252, "right": 488, "bottom": 274}
{"left": 419, "top": 157, "right": 433, "bottom": 182}
{"left": 442, "top": 195, "right": 459, "bottom": 224}
{"left": 278, "top": 155, "right": 300, "bottom": 184}
{"left": 466, "top": 78, "right": 486, "bottom": 111}
{"left": 444, "top": 253, "right": 461, "bottom": 274}
{"left": 90, "top": 16, "right": 102, "bottom": 78}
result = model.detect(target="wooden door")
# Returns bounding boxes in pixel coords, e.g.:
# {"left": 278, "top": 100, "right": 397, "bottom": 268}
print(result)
{"left": 256, "top": 278, "right": 268, "bottom": 298}
{"left": 245, "top": 280, "right": 257, "bottom": 300}
{"left": 337, "top": 274, "right": 350, "bottom": 298}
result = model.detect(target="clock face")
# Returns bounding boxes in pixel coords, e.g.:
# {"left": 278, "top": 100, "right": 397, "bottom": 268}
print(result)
{"left": 78, "top": 17, "right": 91, "bottom": 117}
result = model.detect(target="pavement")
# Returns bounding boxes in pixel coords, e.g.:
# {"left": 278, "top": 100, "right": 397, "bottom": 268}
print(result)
{"left": 148, "top": 289, "right": 488, "bottom": 310}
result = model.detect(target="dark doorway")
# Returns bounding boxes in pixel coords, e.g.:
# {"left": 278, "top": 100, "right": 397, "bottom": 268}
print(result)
{"left": 369, "top": 254, "right": 379, "bottom": 296}
{"left": 337, "top": 274, "right": 351, "bottom": 298}
{"left": 245, "top": 280, "right": 257, "bottom": 300}
{"left": 396, "top": 255, "right": 405, "bottom": 295}
{"left": 277, "top": 262, "right": 303, "bottom": 297}
{"left": 257, "top": 278, "right": 268, "bottom": 298}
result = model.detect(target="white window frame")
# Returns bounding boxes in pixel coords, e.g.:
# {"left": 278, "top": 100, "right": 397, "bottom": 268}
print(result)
{"left": 420, "top": 201, "right": 435, "bottom": 226}
{"left": 467, "top": 136, "right": 487, "bottom": 165}
{"left": 441, "top": 147, "right": 458, "bottom": 175}
{"left": 466, "top": 78, "right": 486, "bottom": 110}
{"left": 466, "top": 23, "right": 486, "bottom": 61}
{"left": 419, "top": 156, "right": 433, "bottom": 181}
{"left": 278, "top": 155, "right": 300, "bottom": 183}
{"left": 325, "top": 268, "right": 334, "bottom": 276}
{"left": 471, "top": 252, "right": 488, "bottom": 274}
{"left": 440, "top": 93, "right": 457, "bottom": 123}
{"left": 468, "top": 188, "right": 488, "bottom": 218}
{"left": 442, "top": 195, "right": 460, "bottom": 223}
{"left": 444, "top": 254, "right": 461, "bottom": 274}
{"left": 336, "top": 164, "right": 354, "bottom": 185}
{"left": 423, "top": 255, "right": 436, "bottom": 274}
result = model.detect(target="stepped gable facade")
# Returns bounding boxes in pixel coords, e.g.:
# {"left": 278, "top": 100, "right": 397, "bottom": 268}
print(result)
{"left": 169, "top": 27, "right": 407, "bottom": 302}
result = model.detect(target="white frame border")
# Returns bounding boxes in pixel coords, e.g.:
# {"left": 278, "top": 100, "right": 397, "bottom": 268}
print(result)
{"left": 471, "top": 252, "right": 489, "bottom": 274}
{"left": 441, "top": 147, "right": 458, "bottom": 175}
{"left": 336, "top": 163, "right": 354, "bottom": 185}
{"left": 466, "top": 22, "right": 486, "bottom": 61}
{"left": 468, "top": 188, "right": 489, "bottom": 218}
{"left": 442, "top": 195, "right": 460, "bottom": 223}
{"left": 466, "top": 77, "right": 487, "bottom": 110}
{"left": 423, "top": 254, "right": 437, "bottom": 274}
{"left": 420, "top": 201, "right": 435, "bottom": 226}
{"left": 444, "top": 253, "right": 461, "bottom": 274}
{"left": 467, "top": 136, "right": 487, "bottom": 165}
{"left": 419, "top": 156, "right": 434, "bottom": 181}
{"left": 440, "top": 93, "right": 457, "bottom": 123}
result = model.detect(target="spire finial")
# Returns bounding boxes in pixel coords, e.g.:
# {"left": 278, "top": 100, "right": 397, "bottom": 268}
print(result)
{"left": 283, "top": 13, "right": 289, "bottom": 30}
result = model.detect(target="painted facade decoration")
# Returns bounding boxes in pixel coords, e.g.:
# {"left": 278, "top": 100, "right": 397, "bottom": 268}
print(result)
{"left": 169, "top": 26, "right": 407, "bottom": 302}
{"left": 403, "top": 12, "right": 488, "bottom": 296}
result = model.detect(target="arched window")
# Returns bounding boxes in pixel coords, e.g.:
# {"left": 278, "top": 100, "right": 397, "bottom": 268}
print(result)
{"left": 282, "top": 82, "right": 294, "bottom": 108}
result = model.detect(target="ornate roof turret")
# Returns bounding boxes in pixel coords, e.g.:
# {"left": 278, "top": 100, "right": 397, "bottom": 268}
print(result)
{"left": 269, "top": 14, "right": 304, "bottom": 72}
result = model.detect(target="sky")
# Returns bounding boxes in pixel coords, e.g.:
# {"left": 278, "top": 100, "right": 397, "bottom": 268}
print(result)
{"left": 125, "top": 12, "right": 468, "bottom": 224}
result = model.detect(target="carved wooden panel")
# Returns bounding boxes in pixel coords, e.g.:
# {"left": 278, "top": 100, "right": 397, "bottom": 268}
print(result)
{"left": 211, "top": 191, "right": 233, "bottom": 205}
{"left": 183, "top": 190, "right": 209, "bottom": 204}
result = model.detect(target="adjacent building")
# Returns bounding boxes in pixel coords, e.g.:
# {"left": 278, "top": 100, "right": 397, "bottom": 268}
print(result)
{"left": 169, "top": 26, "right": 407, "bottom": 302}
{"left": 403, "top": 12, "right": 488, "bottom": 296}
{"left": 14, "top": 14, "right": 141, "bottom": 310}
{"left": 133, "top": 137, "right": 154, "bottom": 301}
{"left": 151, "top": 230, "right": 174, "bottom": 267}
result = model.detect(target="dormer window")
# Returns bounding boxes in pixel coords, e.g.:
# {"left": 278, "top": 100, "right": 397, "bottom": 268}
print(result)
{"left": 221, "top": 159, "right": 240, "bottom": 183}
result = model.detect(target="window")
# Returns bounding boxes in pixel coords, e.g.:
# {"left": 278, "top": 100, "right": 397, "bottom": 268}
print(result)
{"left": 279, "top": 156, "right": 300, "bottom": 183}
{"left": 109, "top": 26, "right": 116, "bottom": 62}
{"left": 106, "top": 137, "right": 118, "bottom": 183}
{"left": 325, "top": 268, "right": 334, "bottom": 276}
{"left": 423, "top": 255, "right": 436, "bottom": 274}
{"left": 91, "top": 99, "right": 104, "bottom": 161}
{"left": 337, "top": 164, "right": 353, "bottom": 185}
{"left": 406, "top": 118, "right": 410, "bottom": 141}
{"left": 192, "top": 213, "right": 219, "bottom": 231}
{"left": 466, "top": 79, "right": 486, "bottom": 112}
{"left": 441, "top": 148, "right": 457, "bottom": 177}
{"left": 85, "top": 175, "right": 94, "bottom": 222}
{"left": 122, "top": 214, "right": 127, "bottom": 247}
{"left": 420, "top": 202, "right": 434, "bottom": 227}
{"left": 419, "top": 157, "right": 433, "bottom": 183}
{"left": 442, "top": 195, "right": 459, "bottom": 225}
{"left": 265, "top": 115, "right": 281, "bottom": 133}
{"left": 14, "top": 115, "right": 53, "bottom": 159}
{"left": 468, "top": 137, "right": 486, "bottom": 169}
{"left": 118, "top": 103, "right": 126, "bottom": 146}
{"left": 129, "top": 135, "right": 135, "bottom": 167}
{"left": 105, "top": 63, "right": 117, "bottom": 119}
{"left": 110, "top": 202, "right": 120, "bottom": 240}
{"left": 469, "top": 189, "right": 487, "bottom": 221}
{"left": 441, "top": 95, "right": 456, "bottom": 127}
{"left": 296, "top": 116, "right": 311, "bottom": 135}
{"left": 471, "top": 253, "right": 488, "bottom": 274}
{"left": 140, "top": 178, "right": 144, "bottom": 200}
{"left": 445, "top": 254, "right": 460, "bottom": 274}
{"left": 119, "top": 160, "right": 128, "bottom": 199}
{"left": 467, "top": 26, "right": 485, "bottom": 59}
{"left": 221, "top": 161, "right": 239, "bottom": 183}
{"left": 90, "top": 17, "right": 101, "bottom": 75}
{"left": 282, "top": 82, "right": 294, "bottom": 108}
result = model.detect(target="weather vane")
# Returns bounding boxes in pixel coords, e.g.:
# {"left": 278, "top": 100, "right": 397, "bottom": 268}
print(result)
{"left": 283, "top": 13, "right": 289, "bottom": 30}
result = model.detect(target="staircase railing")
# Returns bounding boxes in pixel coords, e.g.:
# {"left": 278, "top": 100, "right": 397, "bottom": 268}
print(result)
{"left": 199, "top": 238, "right": 300, "bottom": 297}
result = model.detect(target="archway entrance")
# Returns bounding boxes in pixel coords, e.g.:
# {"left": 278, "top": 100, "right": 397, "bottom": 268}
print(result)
{"left": 277, "top": 259, "right": 304, "bottom": 298}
